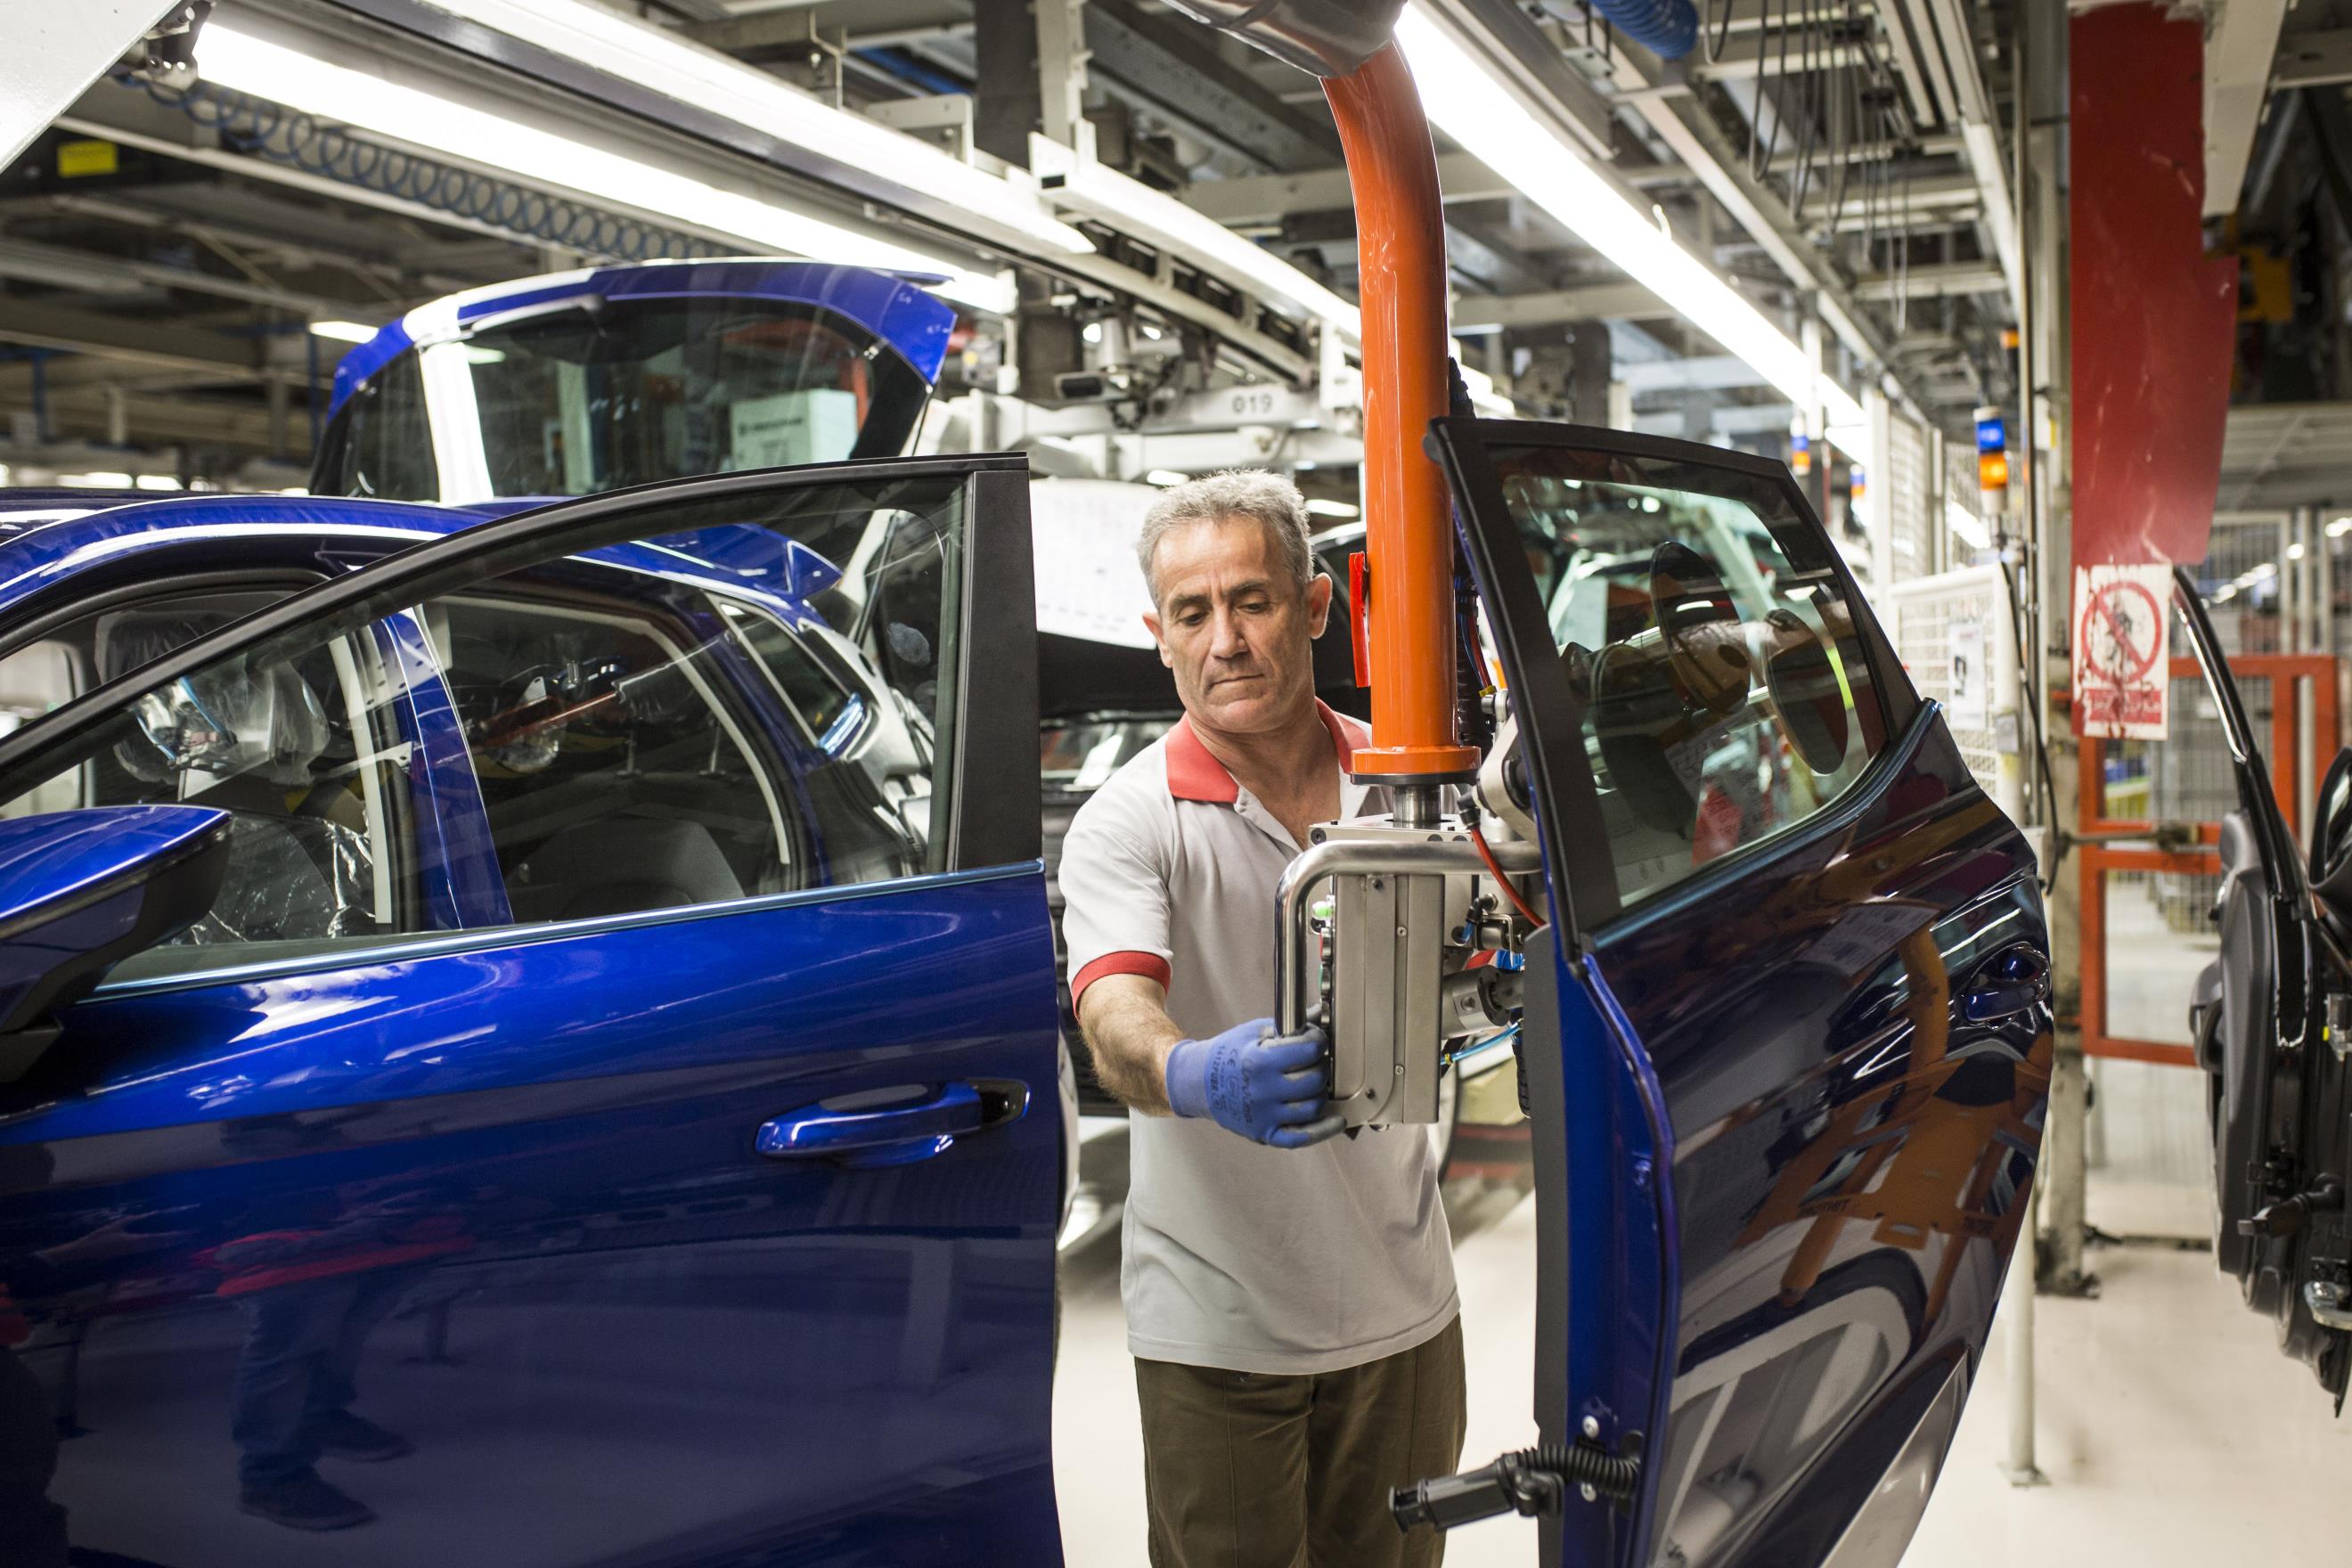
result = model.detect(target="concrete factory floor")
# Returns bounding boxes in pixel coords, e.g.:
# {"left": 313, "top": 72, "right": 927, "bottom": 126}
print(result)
{"left": 1055, "top": 1122, "right": 2351, "bottom": 1567}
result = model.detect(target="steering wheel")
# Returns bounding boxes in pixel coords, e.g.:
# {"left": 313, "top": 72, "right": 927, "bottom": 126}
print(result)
{"left": 1650, "top": 541, "right": 1750, "bottom": 717}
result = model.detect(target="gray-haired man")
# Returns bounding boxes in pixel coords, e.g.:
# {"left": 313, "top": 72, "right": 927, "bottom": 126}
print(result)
{"left": 1059, "top": 470, "right": 1465, "bottom": 1567}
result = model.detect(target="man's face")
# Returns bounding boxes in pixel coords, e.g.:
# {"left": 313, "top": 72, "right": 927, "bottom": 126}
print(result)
{"left": 1144, "top": 515, "right": 1334, "bottom": 736}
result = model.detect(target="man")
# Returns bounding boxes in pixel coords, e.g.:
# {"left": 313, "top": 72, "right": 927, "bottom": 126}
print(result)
{"left": 1059, "top": 470, "right": 1464, "bottom": 1567}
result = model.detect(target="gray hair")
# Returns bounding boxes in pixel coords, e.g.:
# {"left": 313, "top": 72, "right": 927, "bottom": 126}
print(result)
{"left": 1137, "top": 470, "right": 1317, "bottom": 603}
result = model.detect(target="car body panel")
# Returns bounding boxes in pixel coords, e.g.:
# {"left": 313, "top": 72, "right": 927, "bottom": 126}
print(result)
{"left": 0, "top": 461, "right": 1064, "bottom": 1564}
{"left": 1433, "top": 419, "right": 2048, "bottom": 1568}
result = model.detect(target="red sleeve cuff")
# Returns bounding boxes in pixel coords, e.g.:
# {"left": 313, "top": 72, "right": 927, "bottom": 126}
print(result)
{"left": 1071, "top": 951, "right": 1172, "bottom": 1011}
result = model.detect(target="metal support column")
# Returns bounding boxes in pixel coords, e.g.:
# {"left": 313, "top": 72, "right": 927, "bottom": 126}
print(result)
{"left": 2322, "top": 511, "right": 2338, "bottom": 656}
{"left": 2002, "top": 1185, "right": 2048, "bottom": 1485}
{"left": 2009, "top": 0, "right": 2059, "bottom": 1490}
{"left": 973, "top": 0, "right": 1042, "bottom": 167}
{"left": 267, "top": 375, "right": 291, "bottom": 461}
{"left": 2283, "top": 513, "right": 2301, "bottom": 654}
{"left": 2033, "top": 0, "right": 2091, "bottom": 1300}
{"left": 1866, "top": 389, "right": 1895, "bottom": 590}
{"left": 1034, "top": 0, "right": 1091, "bottom": 151}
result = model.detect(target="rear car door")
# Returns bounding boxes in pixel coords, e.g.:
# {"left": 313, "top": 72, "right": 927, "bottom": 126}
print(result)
{"left": 2173, "top": 570, "right": 2348, "bottom": 1394}
{"left": 1430, "top": 421, "right": 2050, "bottom": 1568}
{"left": 0, "top": 457, "right": 1061, "bottom": 1566}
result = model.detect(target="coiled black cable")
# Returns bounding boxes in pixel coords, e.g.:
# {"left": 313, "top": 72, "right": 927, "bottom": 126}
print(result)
{"left": 1390, "top": 1439, "right": 1641, "bottom": 1532}
{"left": 1522, "top": 1442, "right": 1642, "bottom": 1501}
{"left": 133, "top": 74, "right": 723, "bottom": 264}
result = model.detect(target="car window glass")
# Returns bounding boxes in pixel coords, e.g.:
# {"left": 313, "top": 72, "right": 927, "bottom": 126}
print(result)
{"left": 1488, "top": 443, "right": 1891, "bottom": 910}
{"left": 318, "top": 347, "right": 440, "bottom": 502}
{"left": 0, "top": 589, "right": 418, "bottom": 979}
{"left": 0, "top": 474, "right": 968, "bottom": 982}
{"left": 316, "top": 299, "right": 932, "bottom": 502}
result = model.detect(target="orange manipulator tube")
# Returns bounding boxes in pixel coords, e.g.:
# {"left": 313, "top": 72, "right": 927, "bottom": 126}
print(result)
{"left": 1322, "top": 45, "right": 1481, "bottom": 780}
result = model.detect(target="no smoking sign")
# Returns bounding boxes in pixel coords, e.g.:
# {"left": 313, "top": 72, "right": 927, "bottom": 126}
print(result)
{"left": 2071, "top": 563, "right": 2171, "bottom": 739}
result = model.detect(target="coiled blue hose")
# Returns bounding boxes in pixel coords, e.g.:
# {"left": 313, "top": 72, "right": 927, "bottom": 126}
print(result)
{"left": 1587, "top": 0, "right": 1700, "bottom": 61}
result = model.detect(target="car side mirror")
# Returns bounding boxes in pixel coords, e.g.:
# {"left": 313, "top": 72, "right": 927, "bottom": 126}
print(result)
{"left": 0, "top": 805, "right": 232, "bottom": 1084}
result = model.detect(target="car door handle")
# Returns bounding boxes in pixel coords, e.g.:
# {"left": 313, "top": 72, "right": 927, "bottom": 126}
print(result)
{"left": 756, "top": 1082, "right": 993, "bottom": 1167}
{"left": 1959, "top": 947, "right": 2051, "bottom": 1022}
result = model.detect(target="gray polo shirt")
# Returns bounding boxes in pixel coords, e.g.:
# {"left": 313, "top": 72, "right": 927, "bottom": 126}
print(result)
{"left": 1060, "top": 701, "right": 1458, "bottom": 1375}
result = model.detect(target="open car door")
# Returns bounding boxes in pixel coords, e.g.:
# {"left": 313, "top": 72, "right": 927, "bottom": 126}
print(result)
{"left": 0, "top": 458, "right": 1062, "bottom": 1565}
{"left": 2174, "top": 569, "right": 2348, "bottom": 1401}
{"left": 1429, "top": 421, "right": 2052, "bottom": 1568}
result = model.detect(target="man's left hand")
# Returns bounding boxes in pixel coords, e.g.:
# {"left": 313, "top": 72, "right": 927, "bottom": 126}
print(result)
{"left": 1164, "top": 1021, "right": 1345, "bottom": 1148}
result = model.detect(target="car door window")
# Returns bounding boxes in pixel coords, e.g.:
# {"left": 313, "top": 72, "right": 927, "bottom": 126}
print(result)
{"left": 0, "top": 588, "right": 413, "bottom": 956}
{"left": 0, "top": 467, "right": 992, "bottom": 982}
{"left": 1484, "top": 438, "right": 1892, "bottom": 910}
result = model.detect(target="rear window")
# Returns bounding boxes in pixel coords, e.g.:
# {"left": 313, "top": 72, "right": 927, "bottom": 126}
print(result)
{"left": 316, "top": 297, "right": 932, "bottom": 502}
{"left": 1488, "top": 443, "right": 1891, "bottom": 910}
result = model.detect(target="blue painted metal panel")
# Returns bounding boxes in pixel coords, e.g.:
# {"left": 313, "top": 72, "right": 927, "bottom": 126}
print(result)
{"left": 324, "top": 315, "right": 414, "bottom": 415}
{"left": 378, "top": 614, "right": 512, "bottom": 932}
{"left": 0, "top": 495, "right": 486, "bottom": 620}
{"left": 0, "top": 805, "right": 228, "bottom": 1036}
{"left": 0, "top": 496, "right": 841, "bottom": 640}
{"left": 0, "top": 868, "right": 1064, "bottom": 1564}
{"left": 1592, "top": 711, "right": 2047, "bottom": 1568}
{"left": 0, "top": 805, "right": 225, "bottom": 929}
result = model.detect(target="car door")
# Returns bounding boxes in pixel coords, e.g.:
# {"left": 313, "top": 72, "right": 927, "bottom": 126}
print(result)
{"left": 2169, "top": 569, "right": 2348, "bottom": 1392}
{"left": 1429, "top": 421, "right": 2051, "bottom": 1568}
{"left": 0, "top": 456, "right": 1062, "bottom": 1567}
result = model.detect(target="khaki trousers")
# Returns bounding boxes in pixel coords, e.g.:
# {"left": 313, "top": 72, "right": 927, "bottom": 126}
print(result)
{"left": 1133, "top": 1316, "right": 1467, "bottom": 1568}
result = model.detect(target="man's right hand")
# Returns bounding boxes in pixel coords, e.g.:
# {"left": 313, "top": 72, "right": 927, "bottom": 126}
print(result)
{"left": 1164, "top": 1019, "right": 1345, "bottom": 1148}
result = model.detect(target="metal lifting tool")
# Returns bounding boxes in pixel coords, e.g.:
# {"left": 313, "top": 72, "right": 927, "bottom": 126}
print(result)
{"left": 1166, "top": 0, "right": 1539, "bottom": 1131}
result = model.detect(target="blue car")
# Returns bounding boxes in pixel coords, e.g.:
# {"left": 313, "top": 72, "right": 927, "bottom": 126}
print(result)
{"left": 0, "top": 263, "right": 2047, "bottom": 1568}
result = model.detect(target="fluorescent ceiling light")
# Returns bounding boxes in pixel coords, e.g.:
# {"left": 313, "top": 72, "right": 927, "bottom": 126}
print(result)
{"left": 309, "top": 320, "right": 380, "bottom": 343}
{"left": 1146, "top": 470, "right": 1190, "bottom": 487}
{"left": 1305, "top": 498, "right": 1360, "bottom": 519}
{"left": 420, "top": 0, "right": 1090, "bottom": 259}
{"left": 197, "top": 24, "right": 1017, "bottom": 315}
{"left": 57, "top": 472, "right": 135, "bottom": 488}
{"left": 1398, "top": 6, "right": 1863, "bottom": 433}
{"left": 2330, "top": 516, "right": 2352, "bottom": 538}
{"left": 135, "top": 475, "right": 181, "bottom": 491}
{"left": 1033, "top": 136, "right": 1360, "bottom": 335}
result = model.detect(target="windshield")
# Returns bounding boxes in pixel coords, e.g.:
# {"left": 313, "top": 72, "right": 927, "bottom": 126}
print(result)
{"left": 314, "top": 297, "right": 934, "bottom": 503}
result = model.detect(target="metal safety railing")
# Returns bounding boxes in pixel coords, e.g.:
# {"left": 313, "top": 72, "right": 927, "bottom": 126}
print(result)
{"left": 2076, "top": 652, "right": 2339, "bottom": 1066}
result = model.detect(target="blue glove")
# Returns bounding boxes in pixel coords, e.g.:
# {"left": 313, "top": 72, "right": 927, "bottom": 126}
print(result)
{"left": 1164, "top": 1018, "right": 1344, "bottom": 1148}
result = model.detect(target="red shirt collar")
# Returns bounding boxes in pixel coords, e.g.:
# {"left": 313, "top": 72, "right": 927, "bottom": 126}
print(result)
{"left": 1164, "top": 699, "right": 1369, "bottom": 804}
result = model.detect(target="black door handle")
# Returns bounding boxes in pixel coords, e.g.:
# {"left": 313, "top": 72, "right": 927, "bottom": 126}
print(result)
{"left": 1960, "top": 947, "right": 2050, "bottom": 1022}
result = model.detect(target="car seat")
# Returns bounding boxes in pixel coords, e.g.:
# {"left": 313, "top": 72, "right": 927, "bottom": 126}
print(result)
{"left": 505, "top": 816, "right": 747, "bottom": 923}
{"left": 100, "top": 612, "right": 374, "bottom": 946}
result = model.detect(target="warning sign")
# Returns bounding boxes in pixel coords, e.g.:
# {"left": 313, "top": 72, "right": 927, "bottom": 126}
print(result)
{"left": 2071, "top": 563, "right": 2170, "bottom": 739}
